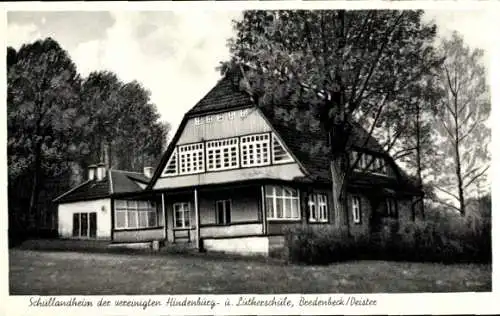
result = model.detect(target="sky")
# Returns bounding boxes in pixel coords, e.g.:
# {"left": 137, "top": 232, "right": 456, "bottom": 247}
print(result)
{"left": 7, "top": 9, "right": 496, "bottom": 137}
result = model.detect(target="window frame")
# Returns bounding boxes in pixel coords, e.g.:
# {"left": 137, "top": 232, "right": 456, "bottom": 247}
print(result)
{"left": 351, "top": 196, "right": 361, "bottom": 224}
{"left": 271, "top": 133, "right": 294, "bottom": 164}
{"left": 215, "top": 199, "right": 232, "bottom": 225}
{"left": 162, "top": 147, "right": 178, "bottom": 176}
{"left": 265, "top": 185, "right": 301, "bottom": 221}
{"left": 206, "top": 138, "right": 240, "bottom": 171}
{"left": 173, "top": 202, "right": 191, "bottom": 229}
{"left": 72, "top": 212, "right": 97, "bottom": 238}
{"left": 178, "top": 143, "right": 205, "bottom": 175}
{"left": 308, "top": 193, "right": 329, "bottom": 223}
{"left": 240, "top": 133, "right": 271, "bottom": 168}
{"left": 114, "top": 200, "right": 158, "bottom": 230}
{"left": 386, "top": 198, "right": 398, "bottom": 218}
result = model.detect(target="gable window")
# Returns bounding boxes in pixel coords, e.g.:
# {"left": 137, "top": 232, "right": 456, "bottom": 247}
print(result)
{"left": 115, "top": 200, "right": 158, "bottom": 230}
{"left": 351, "top": 196, "right": 361, "bottom": 224}
{"left": 308, "top": 193, "right": 329, "bottom": 222}
{"left": 386, "top": 198, "right": 398, "bottom": 218}
{"left": 206, "top": 138, "right": 239, "bottom": 171}
{"left": 272, "top": 133, "right": 293, "bottom": 164}
{"left": 72, "top": 212, "right": 97, "bottom": 238}
{"left": 173, "top": 202, "right": 191, "bottom": 229}
{"left": 178, "top": 143, "right": 205, "bottom": 175}
{"left": 241, "top": 133, "right": 270, "bottom": 167}
{"left": 162, "top": 148, "right": 178, "bottom": 176}
{"left": 265, "top": 185, "right": 300, "bottom": 220}
{"left": 215, "top": 199, "right": 231, "bottom": 225}
{"left": 350, "top": 151, "right": 389, "bottom": 176}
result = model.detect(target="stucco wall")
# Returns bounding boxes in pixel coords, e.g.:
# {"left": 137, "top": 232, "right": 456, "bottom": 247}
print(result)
{"left": 203, "top": 236, "right": 269, "bottom": 256}
{"left": 58, "top": 198, "right": 111, "bottom": 240}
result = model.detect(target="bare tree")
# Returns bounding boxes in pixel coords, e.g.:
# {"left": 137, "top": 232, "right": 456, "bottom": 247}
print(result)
{"left": 434, "top": 31, "right": 490, "bottom": 216}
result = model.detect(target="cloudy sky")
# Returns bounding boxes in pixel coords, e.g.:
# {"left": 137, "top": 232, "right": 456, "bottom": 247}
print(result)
{"left": 7, "top": 9, "right": 496, "bottom": 136}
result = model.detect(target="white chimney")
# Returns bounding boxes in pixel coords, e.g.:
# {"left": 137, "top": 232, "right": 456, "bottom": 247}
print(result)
{"left": 88, "top": 164, "right": 97, "bottom": 181}
{"left": 96, "top": 162, "right": 106, "bottom": 181}
{"left": 143, "top": 166, "right": 153, "bottom": 178}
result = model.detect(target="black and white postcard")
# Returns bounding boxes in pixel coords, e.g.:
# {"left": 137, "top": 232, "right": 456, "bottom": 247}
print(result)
{"left": 2, "top": 1, "right": 498, "bottom": 315}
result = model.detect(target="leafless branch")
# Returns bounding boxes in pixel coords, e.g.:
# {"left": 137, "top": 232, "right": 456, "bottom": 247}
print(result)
{"left": 434, "top": 186, "right": 460, "bottom": 201}
{"left": 433, "top": 198, "right": 461, "bottom": 213}
{"left": 463, "top": 165, "right": 489, "bottom": 189}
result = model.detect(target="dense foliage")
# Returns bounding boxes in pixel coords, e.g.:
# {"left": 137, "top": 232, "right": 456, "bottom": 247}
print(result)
{"left": 7, "top": 38, "right": 169, "bottom": 242}
{"left": 285, "top": 194, "right": 491, "bottom": 264}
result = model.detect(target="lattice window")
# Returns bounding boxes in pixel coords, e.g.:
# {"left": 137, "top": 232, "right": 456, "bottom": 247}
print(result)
{"left": 162, "top": 148, "right": 178, "bottom": 176}
{"left": 265, "top": 185, "right": 300, "bottom": 220}
{"left": 206, "top": 138, "right": 239, "bottom": 171}
{"left": 352, "top": 196, "right": 361, "bottom": 224}
{"left": 178, "top": 143, "right": 205, "bottom": 175}
{"left": 308, "top": 193, "right": 328, "bottom": 222}
{"left": 272, "top": 133, "right": 293, "bottom": 164}
{"left": 173, "top": 202, "right": 191, "bottom": 228}
{"left": 114, "top": 200, "right": 157, "bottom": 230}
{"left": 350, "top": 151, "right": 389, "bottom": 175}
{"left": 240, "top": 133, "right": 270, "bottom": 167}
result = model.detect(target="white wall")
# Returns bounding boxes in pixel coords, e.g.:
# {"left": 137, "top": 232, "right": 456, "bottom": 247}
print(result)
{"left": 200, "top": 224, "right": 263, "bottom": 238}
{"left": 203, "top": 236, "right": 269, "bottom": 256}
{"left": 58, "top": 199, "right": 111, "bottom": 239}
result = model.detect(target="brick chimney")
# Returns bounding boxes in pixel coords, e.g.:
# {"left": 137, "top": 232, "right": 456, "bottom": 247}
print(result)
{"left": 143, "top": 166, "right": 153, "bottom": 178}
{"left": 87, "top": 164, "right": 97, "bottom": 181}
{"left": 96, "top": 162, "right": 107, "bottom": 181}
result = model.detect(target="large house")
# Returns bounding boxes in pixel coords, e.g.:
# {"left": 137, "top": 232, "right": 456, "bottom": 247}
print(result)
{"left": 54, "top": 69, "right": 422, "bottom": 256}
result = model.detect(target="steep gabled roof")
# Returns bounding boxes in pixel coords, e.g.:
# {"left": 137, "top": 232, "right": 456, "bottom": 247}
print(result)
{"left": 54, "top": 170, "right": 149, "bottom": 204}
{"left": 148, "top": 69, "right": 421, "bottom": 194}
{"left": 187, "top": 70, "right": 254, "bottom": 116}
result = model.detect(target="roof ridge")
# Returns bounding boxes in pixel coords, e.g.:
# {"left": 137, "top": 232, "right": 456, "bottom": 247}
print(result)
{"left": 110, "top": 169, "right": 143, "bottom": 175}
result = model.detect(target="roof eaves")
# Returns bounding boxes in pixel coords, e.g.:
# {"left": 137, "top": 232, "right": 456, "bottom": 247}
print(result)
{"left": 146, "top": 114, "right": 189, "bottom": 190}
{"left": 52, "top": 179, "right": 92, "bottom": 203}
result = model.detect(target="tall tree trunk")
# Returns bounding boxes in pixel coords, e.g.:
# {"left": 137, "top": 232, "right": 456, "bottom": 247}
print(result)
{"left": 453, "top": 95, "right": 466, "bottom": 216}
{"left": 28, "top": 141, "right": 42, "bottom": 233}
{"left": 414, "top": 102, "right": 423, "bottom": 221}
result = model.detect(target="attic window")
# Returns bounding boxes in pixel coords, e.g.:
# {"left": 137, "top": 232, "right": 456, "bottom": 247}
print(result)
{"left": 206, "top": 137, "right": 239, "bottom": 171}
{"left": 272, "top": 133, "right": 293, "bottom": 164}
{"left": 162, "top": 148, "right": 178, "bottom": 176}
{"left": 178, "top": 143, "right": 205, "bottom": 175}
{"left": 350, "top": 151, "right": 389, "bottom": 176}
{"left": 240, "top": 133, "right": 270, "bottom": 167}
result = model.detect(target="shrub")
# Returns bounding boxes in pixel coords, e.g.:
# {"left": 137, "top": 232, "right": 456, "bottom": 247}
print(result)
{"left": 284, "top": 205, "right": 491, "bottom": 264}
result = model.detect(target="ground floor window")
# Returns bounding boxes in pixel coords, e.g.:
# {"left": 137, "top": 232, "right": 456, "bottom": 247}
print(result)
{"left": 351, "top": 196, "right": 361, "bottom": 224}
{"left": 173, "top": 202, "right": 191, "bottom": 229}
{"left": 386, "top": 198, "right": 398, "bottom": 218}
{"left": 265, "top": 185, "right": 300, "bottom": 220}
{"left": 115, "top": 200, "right": 157, "bottom": 229}
{"left": 72, "top": 212, "right": 97, "bottom": 238}
{"left": 216, "top": 199, "right": 231, "bottom": 225}
{"left": 308, "top": 193, "right": 329, "bottom": 222}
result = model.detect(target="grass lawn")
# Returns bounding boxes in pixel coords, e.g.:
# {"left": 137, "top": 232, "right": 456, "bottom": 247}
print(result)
{"left": 9, "top": 249, "right": 491, "bottom": 295}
